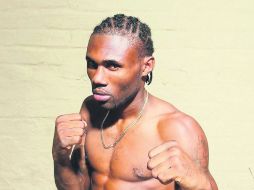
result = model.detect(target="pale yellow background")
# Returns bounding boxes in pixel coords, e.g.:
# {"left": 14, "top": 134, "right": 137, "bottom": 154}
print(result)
{"left": 0, "top": 0, "right": 254, "bottom": 189}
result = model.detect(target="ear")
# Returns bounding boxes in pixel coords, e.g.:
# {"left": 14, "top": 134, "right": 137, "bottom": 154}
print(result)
{"left": 141, "top": 56, "right": 155, "bottom": 77}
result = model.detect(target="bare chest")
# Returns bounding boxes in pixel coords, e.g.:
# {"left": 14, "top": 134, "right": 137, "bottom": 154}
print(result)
{"left": 85, "top": 124, "right": 161, "bottom": 182}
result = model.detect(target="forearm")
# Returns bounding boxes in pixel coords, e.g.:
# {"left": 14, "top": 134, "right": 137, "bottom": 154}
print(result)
{"left": 54, "top": 161, "right": 90, "bottom": 190}
{"left": 53, "top": 112, "right": 89, "bottom": 190}
{"left": 199, "top": 173, "right": 218, "bottom": 190}
{"left": 177, "top": 171, "right": 217, "bottom": 190}
{"left": 53, "top": 146, "right": 90, "bottom": 190}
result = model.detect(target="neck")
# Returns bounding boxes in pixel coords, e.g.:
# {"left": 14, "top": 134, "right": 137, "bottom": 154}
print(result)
{"left": 108, "top": 88, "right": 148, "bottom": 121}
{"left": 100, "top": 88, "right": 149, "bottom": 149}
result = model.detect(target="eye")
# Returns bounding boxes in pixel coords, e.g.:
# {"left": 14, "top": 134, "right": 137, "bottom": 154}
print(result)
{"left": 108, "top": 64, "right": 119, "bottom": 71}
{"left": 87, "top": 60, "right": 98, "bottom": 69}
{"left": 105, "top": 61, "right": 120, "bottom": 71}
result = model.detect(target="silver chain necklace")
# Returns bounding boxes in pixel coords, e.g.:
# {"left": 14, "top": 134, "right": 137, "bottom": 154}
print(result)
{"left": 100, "top": 90, "right": 149, "bottom": 149}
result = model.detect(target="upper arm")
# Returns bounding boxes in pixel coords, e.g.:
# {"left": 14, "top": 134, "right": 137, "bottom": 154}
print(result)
{"left": 158, "top": 112, "right": 218, "bottom": 189}
{"left": 158, "top": 113, "right": 209, "bottom": 170}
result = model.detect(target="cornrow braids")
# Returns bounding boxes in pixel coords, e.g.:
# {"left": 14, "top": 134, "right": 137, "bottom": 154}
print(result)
{"left": 91, "top": 14, "right": 154, "bottom": 85}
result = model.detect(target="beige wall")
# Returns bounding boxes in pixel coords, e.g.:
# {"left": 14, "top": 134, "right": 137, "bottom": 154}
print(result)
{"left": 0, "top": 0, "right": 254, "bottom": 189}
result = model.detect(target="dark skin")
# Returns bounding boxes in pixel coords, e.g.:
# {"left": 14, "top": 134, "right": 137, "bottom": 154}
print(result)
{"left": 52, "top": 34, "right": 218, "bottom": 190}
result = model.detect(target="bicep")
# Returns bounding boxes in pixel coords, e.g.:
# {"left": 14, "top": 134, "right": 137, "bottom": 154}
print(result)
{"left": 161, "top": 114, "right": 218, "bottom": 189}
{"left": 159, "top": 114, "right": 210, "bottom": 170}
{"left": 181, "top": 117, "right": 210, "bottom": 170}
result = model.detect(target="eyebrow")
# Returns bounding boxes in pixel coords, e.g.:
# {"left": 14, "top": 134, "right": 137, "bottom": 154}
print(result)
{"left": 86, "top": 56, "right": 122, "bottom": 66}
{"left": 85, "top": 56, "right": 95, "bottom": 63}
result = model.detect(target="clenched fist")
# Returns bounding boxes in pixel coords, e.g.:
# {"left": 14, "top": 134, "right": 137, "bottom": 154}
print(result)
{"left": 52, "top": 113, "right": 87, "bottom": 165}
{"left": 148, "top": 141, "right": 211, "bottom": 190}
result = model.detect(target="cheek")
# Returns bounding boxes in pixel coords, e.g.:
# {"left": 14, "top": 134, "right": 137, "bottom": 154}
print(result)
{"left": 86, "top": 69, "right": 93, "bottom": 81}
{"left": 108, "top": 65, "right": 142, "bottom": 94}
{"left": 114, "top": 74, "right": 140, "bottom": 97}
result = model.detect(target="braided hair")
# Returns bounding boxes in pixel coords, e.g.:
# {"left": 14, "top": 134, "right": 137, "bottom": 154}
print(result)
{"left": 91, "top": 14, "right": 154, "bottom": 85}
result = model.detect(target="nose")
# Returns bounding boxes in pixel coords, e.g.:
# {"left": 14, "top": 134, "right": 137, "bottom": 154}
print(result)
{"left": 91, "top": 66, "right": 107, "bottom": 87}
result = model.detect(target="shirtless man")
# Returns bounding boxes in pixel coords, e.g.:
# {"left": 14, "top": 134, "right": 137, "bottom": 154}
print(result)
{"left": 52, "top": 14, "right": 218, "bottom": 190}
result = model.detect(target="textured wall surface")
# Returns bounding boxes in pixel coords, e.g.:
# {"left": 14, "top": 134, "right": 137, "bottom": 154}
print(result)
{"left": 0, "top": 0, "right": 254, "bottom": 189}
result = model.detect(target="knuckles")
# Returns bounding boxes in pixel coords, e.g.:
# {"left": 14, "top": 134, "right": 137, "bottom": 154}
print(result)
{"left": 148, "top": 141, "right": 195, "bottom": 186}
{"left": 169, "top": 146, "right": 181, "bottom": 155}
{"left": 55, "top": 115, "right": 64, "bottom": 124}
{"left": 58, "top": 138, "right": 67, "bottom": 148}
{"left": 170, "top": 155, "right": 179, "bottom": 164}
{"left": 147, "top": 160, "right": 154, "bottom": 169}
{"left": 158, "top": 173, "right": 170, "bottom": 184}
{"left": 162, "top": 141, "right": 178, "bottom": 150}
{"left": 151, "top": 168, "right": 159, "bottom": 178}
{"left": 57, "top": 129, "right": 65, "bottom": 137}
{"left": 148, "top": 151, "right": 153, "bottom": 158}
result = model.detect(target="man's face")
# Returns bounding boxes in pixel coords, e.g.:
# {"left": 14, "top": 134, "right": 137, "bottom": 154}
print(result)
{"left": 86, "top": 34, "right": 144, "bottom": 109}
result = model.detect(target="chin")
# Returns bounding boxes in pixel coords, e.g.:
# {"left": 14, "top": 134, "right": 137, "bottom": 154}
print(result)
{"left": 96, "top": 101, "right": 116, "bottom": 110}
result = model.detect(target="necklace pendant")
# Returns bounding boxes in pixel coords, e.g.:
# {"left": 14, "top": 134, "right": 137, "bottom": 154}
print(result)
{"left": 103, "top": 143, "right": 115, "bottom": 149}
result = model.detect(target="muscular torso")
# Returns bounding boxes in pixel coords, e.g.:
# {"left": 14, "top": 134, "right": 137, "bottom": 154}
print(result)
{"left": 82, "top": 96, "right": 180, "bottom": 190}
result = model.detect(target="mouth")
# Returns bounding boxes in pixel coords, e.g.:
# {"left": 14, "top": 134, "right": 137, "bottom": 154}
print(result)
{"left": 92, "top": 90, "right": 111, "bottom": 102}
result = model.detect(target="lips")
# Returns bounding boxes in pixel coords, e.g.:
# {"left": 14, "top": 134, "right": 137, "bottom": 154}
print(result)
{"left": 92, "top": 89, "right": 111, "bottom": 102}
{"left": 93, "top": 94, "right": 111, "bottom": 102}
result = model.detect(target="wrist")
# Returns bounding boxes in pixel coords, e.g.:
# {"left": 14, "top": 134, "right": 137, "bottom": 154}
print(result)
{"left": 182, "top": 171, "right": 211, "bottom": 190}
{"left": 52, "top": 147, "right": 72, "bottom": 166}
{"left": 193, "top": 173, "right": 212, "bottom": 190}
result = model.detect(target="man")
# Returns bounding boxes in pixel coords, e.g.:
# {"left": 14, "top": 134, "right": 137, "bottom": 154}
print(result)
{"left": 52, "top": 14, "right": 218, "bottom": 190}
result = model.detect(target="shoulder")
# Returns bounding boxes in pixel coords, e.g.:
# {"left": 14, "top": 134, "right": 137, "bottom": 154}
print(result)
{"left": 150, "top": 96, "right": 209, "bottom": 167}
{"left": 147, "top": 95, "right": 203, "bottom": 138}
{"left": 157, "top": 111, "right": 205, "bottom": 142}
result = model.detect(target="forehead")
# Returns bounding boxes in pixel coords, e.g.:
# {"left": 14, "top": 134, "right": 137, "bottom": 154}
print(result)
{"left": 86, "top": 34, "right": 140, "bottom": 62}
